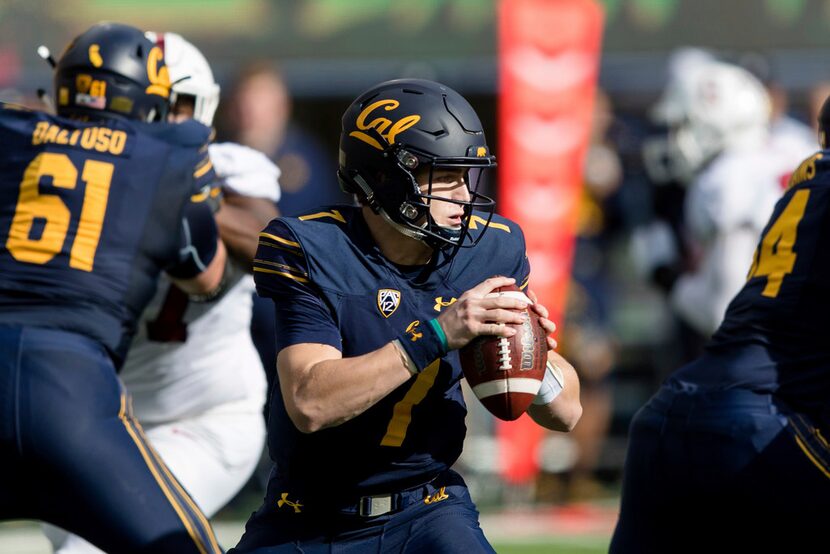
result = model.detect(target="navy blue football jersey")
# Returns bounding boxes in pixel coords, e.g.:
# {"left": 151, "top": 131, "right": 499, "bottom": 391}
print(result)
{"left": 253, "top": 206, "right": 530, "bottom": 498}
{"left": 0, "top": 104, "right": 218, "bottom": 364}
{"left": 677, "top": 151, "right": 830, "bottom": 410}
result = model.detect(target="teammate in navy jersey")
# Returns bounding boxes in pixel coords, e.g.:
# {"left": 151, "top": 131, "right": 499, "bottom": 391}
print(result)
{"left": 234, "top": 79, "right": 582, "bottom": 553}
{"left": 0, "top": 23, "right": 224, "bottom": 553}
{"left": 611, "top": 99, "right": 830, "bottom": 553}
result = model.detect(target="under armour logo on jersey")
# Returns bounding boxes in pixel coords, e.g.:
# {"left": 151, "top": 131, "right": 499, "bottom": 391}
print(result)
{"left": 424, "top": 487, "right": 449, "bottom": 505}
{"left": 377, "top": 289, "right": 401, "bottom": 318}
{"left": 433, "top": 296, "right": 457, "bottom": 312}
{"left": 406, "top": 320, "right": 423, "bottom": 342}
{"left": 277, "top": 493, "right": 303, "bottom": 513}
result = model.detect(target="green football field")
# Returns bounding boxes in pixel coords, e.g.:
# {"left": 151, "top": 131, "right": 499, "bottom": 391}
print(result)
{"left": 0, "top": 521, "right": 613, "bottom": 553}
{"left": 0, "top": 501, "right": 616, "bottom": 553}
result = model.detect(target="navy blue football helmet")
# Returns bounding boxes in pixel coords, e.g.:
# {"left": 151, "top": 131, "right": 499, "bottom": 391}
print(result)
{"left": 54, "top": 22, "right": 171, "bottom": 122}
{"left": 338, "top": 78, "right": 496, "bottom": 250}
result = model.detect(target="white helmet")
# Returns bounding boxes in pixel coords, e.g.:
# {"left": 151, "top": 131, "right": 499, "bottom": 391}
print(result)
{"left": 145, "top": 31, "right": 220, "bottom": 126}
{"left": 643, "top": 60, "right": 771, "bottom": 184}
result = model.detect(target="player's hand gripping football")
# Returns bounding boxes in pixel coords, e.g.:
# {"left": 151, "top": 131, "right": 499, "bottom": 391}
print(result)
{"left": 525, "top": 288, "right": 558, "bottom": 351}
{"left": 435, "top": 276, "right": 530, "bottom": 350}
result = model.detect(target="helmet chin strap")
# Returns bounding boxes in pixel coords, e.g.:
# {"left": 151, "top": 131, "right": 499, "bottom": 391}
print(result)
{"left": 381, "top": 207, "right": 467, "bottom": 254}
{"left": 378, "top": 208, "right": 428, "bottom": 242}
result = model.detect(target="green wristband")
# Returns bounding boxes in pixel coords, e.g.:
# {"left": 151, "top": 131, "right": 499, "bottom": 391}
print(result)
{"left": 428, "top": 318, "right": 449, "bottom": 352}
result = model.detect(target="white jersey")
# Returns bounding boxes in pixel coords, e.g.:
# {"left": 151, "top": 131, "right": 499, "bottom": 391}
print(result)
{"left": 671, "top": 133, "right": 816, "bottom": 336}
{"left": 120, "top": 141, "right": 280, "bottom": 423}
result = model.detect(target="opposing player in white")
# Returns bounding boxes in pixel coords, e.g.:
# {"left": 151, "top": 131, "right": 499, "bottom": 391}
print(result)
{"left": 637, "top": 60, "right": 816, "bottom": 336}
{"left": 44, "top": 32, "right": 278, "bottom": 553}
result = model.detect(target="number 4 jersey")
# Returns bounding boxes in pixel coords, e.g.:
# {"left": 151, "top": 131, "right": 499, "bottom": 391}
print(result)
{"left": 0, "top": 104, "right": 218, "bottom": 365}
{"left": 676, "top": 151, "right": 830, "bottom": 415}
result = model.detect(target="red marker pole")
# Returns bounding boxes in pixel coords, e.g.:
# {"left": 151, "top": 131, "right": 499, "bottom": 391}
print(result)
{"left": 497, "top": 0, "right": 604, "bottom": 486}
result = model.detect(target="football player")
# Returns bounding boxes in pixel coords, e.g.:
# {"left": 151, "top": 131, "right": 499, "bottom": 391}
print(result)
{"left": 0, "top": 23, "right": 224, "bottom": 553}
{"left": 232, "top": 79, "right": 582, "bottom": 552}
{"left": 611, "top": 97, "right": 830, "bottom": 554}
{"left": 635, "top": 60, "right": 814, "bottom": 338}
{"left": 43, "top": 31, "right": 279, "bottom": 554}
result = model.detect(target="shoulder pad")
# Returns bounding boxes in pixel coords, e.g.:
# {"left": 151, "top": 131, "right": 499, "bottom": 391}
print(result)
{"left": 295, "top": 206, "right": 354, "bottom": 226}
{"left": 468, "top": 212, "right": 521, "bottom": 242}
{"left": 135, "top": 119, "right": 212, "bottom": 148}
{"left": 788, "top": 151, "right": 827, "bottom": 189}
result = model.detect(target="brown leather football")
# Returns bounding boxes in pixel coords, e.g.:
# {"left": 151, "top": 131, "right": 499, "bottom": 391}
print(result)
{"left": 459, "top": 284, "right": 548, "bottom": 421}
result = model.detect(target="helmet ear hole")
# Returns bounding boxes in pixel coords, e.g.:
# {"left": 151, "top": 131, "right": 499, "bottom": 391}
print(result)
{"left": 400, "top": 202, "right": 423, "bottom": 223}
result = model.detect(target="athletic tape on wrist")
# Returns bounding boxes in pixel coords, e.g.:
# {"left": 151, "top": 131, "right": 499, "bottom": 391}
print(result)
{"left": 532, "top": 361, "right": 565, "bottom": 405}
{"left": 392, "top": 339, "right": 418, "bottom": 375}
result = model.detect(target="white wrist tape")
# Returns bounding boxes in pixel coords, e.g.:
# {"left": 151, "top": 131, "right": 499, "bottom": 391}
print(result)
{"left": 532, "top": 361, "right": 565, "bottom": 405}
{"left": 392, "top": 339, "right": 419, "bottom": 375}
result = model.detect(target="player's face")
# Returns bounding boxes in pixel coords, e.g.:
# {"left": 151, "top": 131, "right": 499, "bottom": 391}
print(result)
{"left": 168, "top": 95, "right": 195, "bottom": 123}
{"left": 418, "top": 168, "right": 470, "bottom": 230}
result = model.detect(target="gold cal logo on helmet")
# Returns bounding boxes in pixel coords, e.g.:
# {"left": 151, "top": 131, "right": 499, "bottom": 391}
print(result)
{"left": 145, "top": 46, "right": 171, "bottom": 98}
{"left": 350, "top": 99, "right": 420, "bottom": 150}
{"left": 88, "top": 44, "right": 103, "bottom": 68}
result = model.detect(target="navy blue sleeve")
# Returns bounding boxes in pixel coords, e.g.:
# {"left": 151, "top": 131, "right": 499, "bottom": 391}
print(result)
{"left": 497, "top": 219, "right": 531, "bottom": 291}
{"left": 190, "top": 144, "right": 222, "bottom": 213}
{"left": 253, "top": 219, "right": 342, "bottom": 353}
{"left": 514, "top": 226, "right": 531, "bottom": 292}
{"left": 166, "top": 199, "right": 219, "bottom": 279}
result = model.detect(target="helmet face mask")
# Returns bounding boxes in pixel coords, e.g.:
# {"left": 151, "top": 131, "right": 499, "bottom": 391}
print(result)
{"left": 145, "top": 31, "right": 220, "bottom": 126}
{"left": 54, "top": 22, "right": 172, "bottom": 122}
{"left": 643, "top": 60, "right": 770, "bottom": 185}
{"left": 338, "top": 79, "right": 496, "bottom": 252}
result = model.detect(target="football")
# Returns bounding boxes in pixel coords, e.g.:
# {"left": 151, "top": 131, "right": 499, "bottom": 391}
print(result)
{"left": 459, "top": 284, "right": 548, "bottom": 421}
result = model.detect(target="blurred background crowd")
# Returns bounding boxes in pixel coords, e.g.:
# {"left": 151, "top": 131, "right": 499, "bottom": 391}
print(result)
{"left": 3, "top": 0, "right": 830, "bottom": 536}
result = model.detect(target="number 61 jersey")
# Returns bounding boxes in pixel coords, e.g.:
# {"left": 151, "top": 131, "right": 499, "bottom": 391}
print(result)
{"left": 679, "top": 151, "right": 830, "bottom": 415}
{"left": 0, "top": 104, "right": 216, "bottom": 365}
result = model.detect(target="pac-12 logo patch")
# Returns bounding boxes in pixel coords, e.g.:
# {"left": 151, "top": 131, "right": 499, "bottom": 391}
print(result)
{"left": 377, "top": 289, "right": 401, "bottom": 318}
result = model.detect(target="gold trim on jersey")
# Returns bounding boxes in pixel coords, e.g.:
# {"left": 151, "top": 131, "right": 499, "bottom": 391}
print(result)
{"left": 253, "top": 266, "right": 310, "bottom": 283}
{"left": 257, "top": 240, "right": 306, "bottom": 256}
{"left": 253, "top": 258, "right": 308, "bottom": 278}
{"left": 259, "top": 232, "right": 300, "bottom": 248}
{"left": 789, "top": 415, "right": 830, "bottom": 480}
{"left": 299, "top": 209, "right": 346, "bottom": 223}
{"left": 117, "top": 394, "right": 216, "bottom": 554}
{"left": 128, "top": 406, "right": 222, "bottom": 553}
{"left": 467, "top": 215, "right": 511, "bottom": 233}
{"left": 193, "top": 159, "right": 214, "bottom": 179}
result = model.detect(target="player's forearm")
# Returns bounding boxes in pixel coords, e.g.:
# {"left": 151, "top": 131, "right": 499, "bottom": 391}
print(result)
{"left": 279, "top": 342, "right": 414, "bottom": 433}
{"left": 216, "top": 195, "right": 278, "bottom": 265}
{"left": 170, "top": 240, "right": 227, "bottom": 296}
{"left": 527, "top": 351, "right": 582, "bottom": 432}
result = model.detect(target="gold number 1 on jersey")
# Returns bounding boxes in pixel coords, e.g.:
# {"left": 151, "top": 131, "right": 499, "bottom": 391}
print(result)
{"left": 381, "top": 359, "right": 441, "bottom": 447}
{"left": 746, "top": 189, "right": 810, "bottom": 298}
{"left": 6, "top": 152, "right": 113, "bottom": 271}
